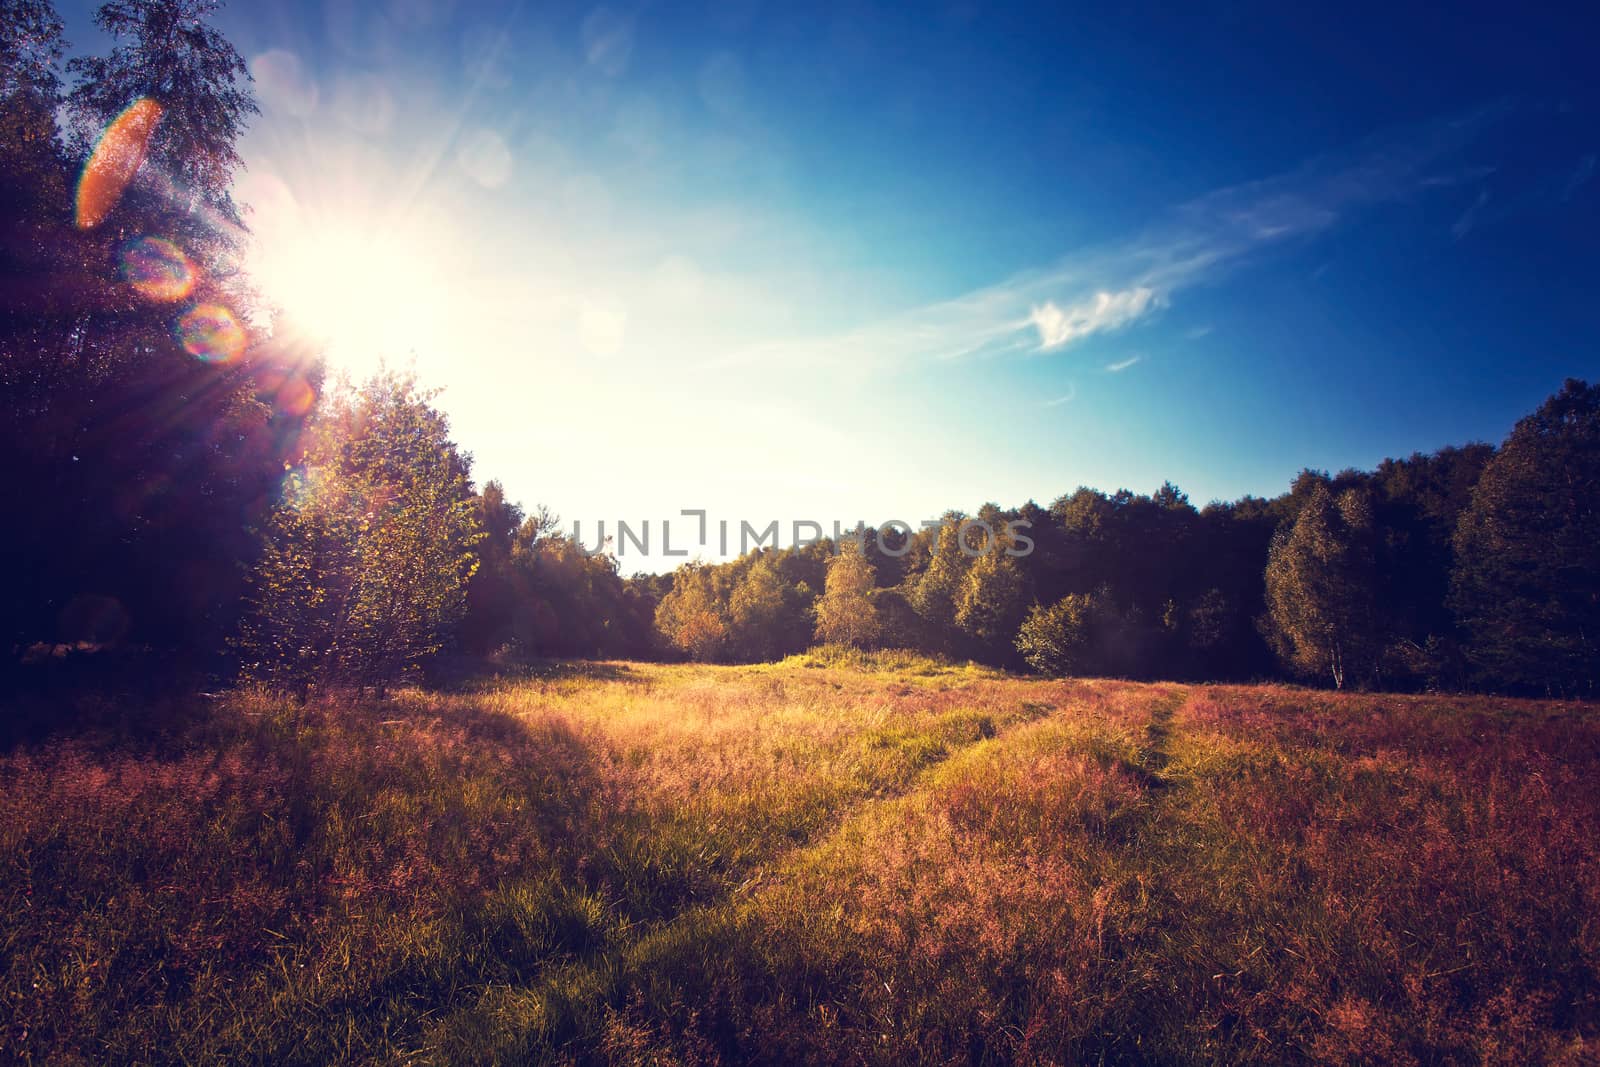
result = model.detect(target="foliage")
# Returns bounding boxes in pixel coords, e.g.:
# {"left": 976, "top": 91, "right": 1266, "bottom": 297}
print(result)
{"left": 1, "top": 0, "right": 315, "bottom": 678}
{"left": 1263, "top": 481, "right": 1382, "bottom": 688}
{"left": 236, "top": 371, "right": 482, "bottom": 694}
{"left": 908, "top": 513, "right": 973, "bottom": 652}
{"left": 1015, "top": 591, "right": 1102, "bottom": 676}
{"left": 652, "top": 544, "right": 826, "bottom": 663}
{"left": 655, "top": 562, "right": 732, "bottom": 661}
{"left": 66, "top": 0, "right": 257, "bottom": 219}
{"left": 814, "top": 544, "right": 882, "bottom": 648}
{"left": 461, "top": 488, "right": 657, "bottom": 663}
{"left": 954, "top": 544, "right": 1027, "bottom": 651}
{"left": 1451, "top": 379, "right": 1600, "bottom": 695}
{"left": 727, "top": 553, "right": 804, "bottom": 661}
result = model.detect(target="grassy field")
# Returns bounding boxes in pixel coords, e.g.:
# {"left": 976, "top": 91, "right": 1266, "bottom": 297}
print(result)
{"left": 3, "top": 652, "right": 1597, "bottom": 1064}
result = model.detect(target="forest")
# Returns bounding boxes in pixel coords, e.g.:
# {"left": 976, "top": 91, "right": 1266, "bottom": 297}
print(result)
{"left": 3, "top": 0, "right": 1598, "bottom": 707}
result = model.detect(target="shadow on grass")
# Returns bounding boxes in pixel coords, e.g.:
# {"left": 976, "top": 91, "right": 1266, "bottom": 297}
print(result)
{"left": 0, "top": 653, "right": 644, "bottom": 751}
{"left": 0, "top": 677, "right": 636, "bottom": 1063}
{"left": 0, "top": 655, "right": 216, "bottom": 752}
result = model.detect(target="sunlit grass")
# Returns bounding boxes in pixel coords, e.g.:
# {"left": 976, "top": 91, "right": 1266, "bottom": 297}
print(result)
{"left": 2, "top": 665, "right": 1596, "bottom": 1063}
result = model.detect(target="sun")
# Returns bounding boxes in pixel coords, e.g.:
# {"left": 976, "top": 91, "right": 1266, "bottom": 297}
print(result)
{"left": 250, "top": 220, "right": 448, "bottom": 378}
{"left": 233, "top": 161, "right": 457, "bottom": 383}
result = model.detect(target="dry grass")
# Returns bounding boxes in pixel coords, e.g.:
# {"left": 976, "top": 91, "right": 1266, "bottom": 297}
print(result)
{"left": 2, "top": 662, "right": 1596, "bottom": 1064}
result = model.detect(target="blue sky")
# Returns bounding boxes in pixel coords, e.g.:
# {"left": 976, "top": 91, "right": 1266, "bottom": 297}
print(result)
{"left": 63, "top": 0, "right": 1600, "bottom": 569}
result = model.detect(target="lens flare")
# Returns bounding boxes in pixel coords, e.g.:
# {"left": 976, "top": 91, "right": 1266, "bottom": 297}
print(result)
{"left": 120, "top": 236, "right": 196, "bottom": 302}
{"left": 176, "top": 304, "right": 247, "bottom": 364}
{"left": 75, "top": 97, "right": 163, "bottom": 230}
{"left": 255, "top": 365, "right": 317, "bottom": 416}
{"left": 275, "top": 375, "right": 316, "bottom": 416}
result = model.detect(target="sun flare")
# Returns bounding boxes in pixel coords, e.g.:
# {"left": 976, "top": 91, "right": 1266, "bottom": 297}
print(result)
{"left": 250, "top": 219, "right": 447, "bottom": 378}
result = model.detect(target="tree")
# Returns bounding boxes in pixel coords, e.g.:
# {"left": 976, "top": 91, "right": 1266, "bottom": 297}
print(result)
{"left": 656, "top": 563, "right": 731, "bottom": 661}
{"left": 1, "top": 0, "right": 67, "bottom": 167}
{"left": 1368, "top": 444, "right": 1493, "bottom": 687}
{"left": 1015, "top": 592, "right": 1101, "bottom": 676}
{"left": 954, "top": 548, "right": 1026, "bottom": 652}
{"left": 66, "top": 0, "right": 257, "bottom": 219}
{"left": 459, "top": 480, "right": 524, "bottom": 657}
{"left": 1263, "top": 482, "right": 1382, "bottom": 689}
{"left": 728, "top": 554, "right": 798, "bottom": 661}
{"left": 237, "top": 372, "right": 482, "bottom": 695}
{"left": 814, "top": 545, "right": 881, "bottom": 648}
{"left": 909, "top": 513, "right": 974, "bottom": 653}
{"left": 1, "top": 0, "right": 65, "bottom": 96}
{"left": 1451, "top": 379, "right": 1600, "bottom": 695}
{"left": 1, "top": 0, "right": 315, "bottom": 677}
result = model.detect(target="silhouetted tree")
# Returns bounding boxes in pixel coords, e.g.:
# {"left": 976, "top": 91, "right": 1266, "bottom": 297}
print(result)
{"left": 1, "top": 0, "right": 313, "bottom": 683}
{"left": 1451, "top": 380, "right": 1600, "bottom": 695}
{"left": 1370, "top": 444, "right": 1494, "bottom": 687}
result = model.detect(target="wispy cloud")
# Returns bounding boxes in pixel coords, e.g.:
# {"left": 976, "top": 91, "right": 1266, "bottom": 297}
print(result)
{"left": 1105, "top": 355, "right": 1142, "bottom": 372}
{"left": 1043, "top": 385, "right": 1077, "bottom": 407}
{"left": 708, "top": 108, "right": 1502, "bottom": 373}
{"left": 1184, "top": 324, "right": 1214, "bottom": 340}
{"left": 1030, "top": 287, "right": 1156, "bottom": 349}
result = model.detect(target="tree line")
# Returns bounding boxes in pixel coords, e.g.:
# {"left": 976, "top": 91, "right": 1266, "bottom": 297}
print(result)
{"left": 650, "top": 394, "right": 1596, "bottom": 698}
{"left": 3, "top": 0, "right": 1595, "bottom": 701}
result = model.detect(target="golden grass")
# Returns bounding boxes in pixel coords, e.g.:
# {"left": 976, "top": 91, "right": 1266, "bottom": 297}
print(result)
{"left": 2, "top": 662, "right": 1596, "bottom": 1064}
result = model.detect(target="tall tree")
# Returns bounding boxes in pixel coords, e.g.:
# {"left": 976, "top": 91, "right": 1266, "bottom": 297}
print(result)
{"left": 1370, "top": 444, "right": 1493, "bottom": 686}
{"left": 1451, "top": 379, "right": 1600, "bottom": 695}
{"left": 954, "top": 548, "right": 1026, "bottom": 652}
{"left": 815, "top": 545, "right": 882, "bottom": 649}
{"left": 1, "top": 0, "right": 312, "bottom": 678}
{"left": 1263, "top": 482, "right": 1383, "bottom": 689}
{"left": 237, "top": 372, "right": 482, "bottom": 695}
{"left": 459, "top": 480, "right": 524, "bottom": 657}
{"left": 1, "top": 0, "right": 66, "bottom": 151}
{"left": 66, "top": 0, "right": 256, "bottom": 220}
{"left": 729, "top": 553, "right": 805, "bottom": 661}
{"left": 909, "top": 513, "right": 974, "bottom": 653}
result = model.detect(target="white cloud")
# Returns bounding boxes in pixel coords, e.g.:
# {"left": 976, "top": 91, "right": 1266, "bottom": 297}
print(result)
{"left": 1029, "top": 287, "right": 1156, "bottom": 350}
{"left": 1105, "top": 355, "right": 1142, "bottom": 372}
{"left": 1043, "top": 385, "right": 1077, "bottom": 407}
{"left": 706, "top": 107, "right": 1502, "bottom": 374}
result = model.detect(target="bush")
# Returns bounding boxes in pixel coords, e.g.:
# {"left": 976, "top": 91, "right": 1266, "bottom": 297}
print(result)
{"left": 1015, "top": 593, "right": 1101, "bottom": 676}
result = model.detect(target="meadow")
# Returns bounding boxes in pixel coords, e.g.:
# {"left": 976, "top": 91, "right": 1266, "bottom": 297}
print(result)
{"left": 3, "top": 652, "right": 1597, "bottom": 1064}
